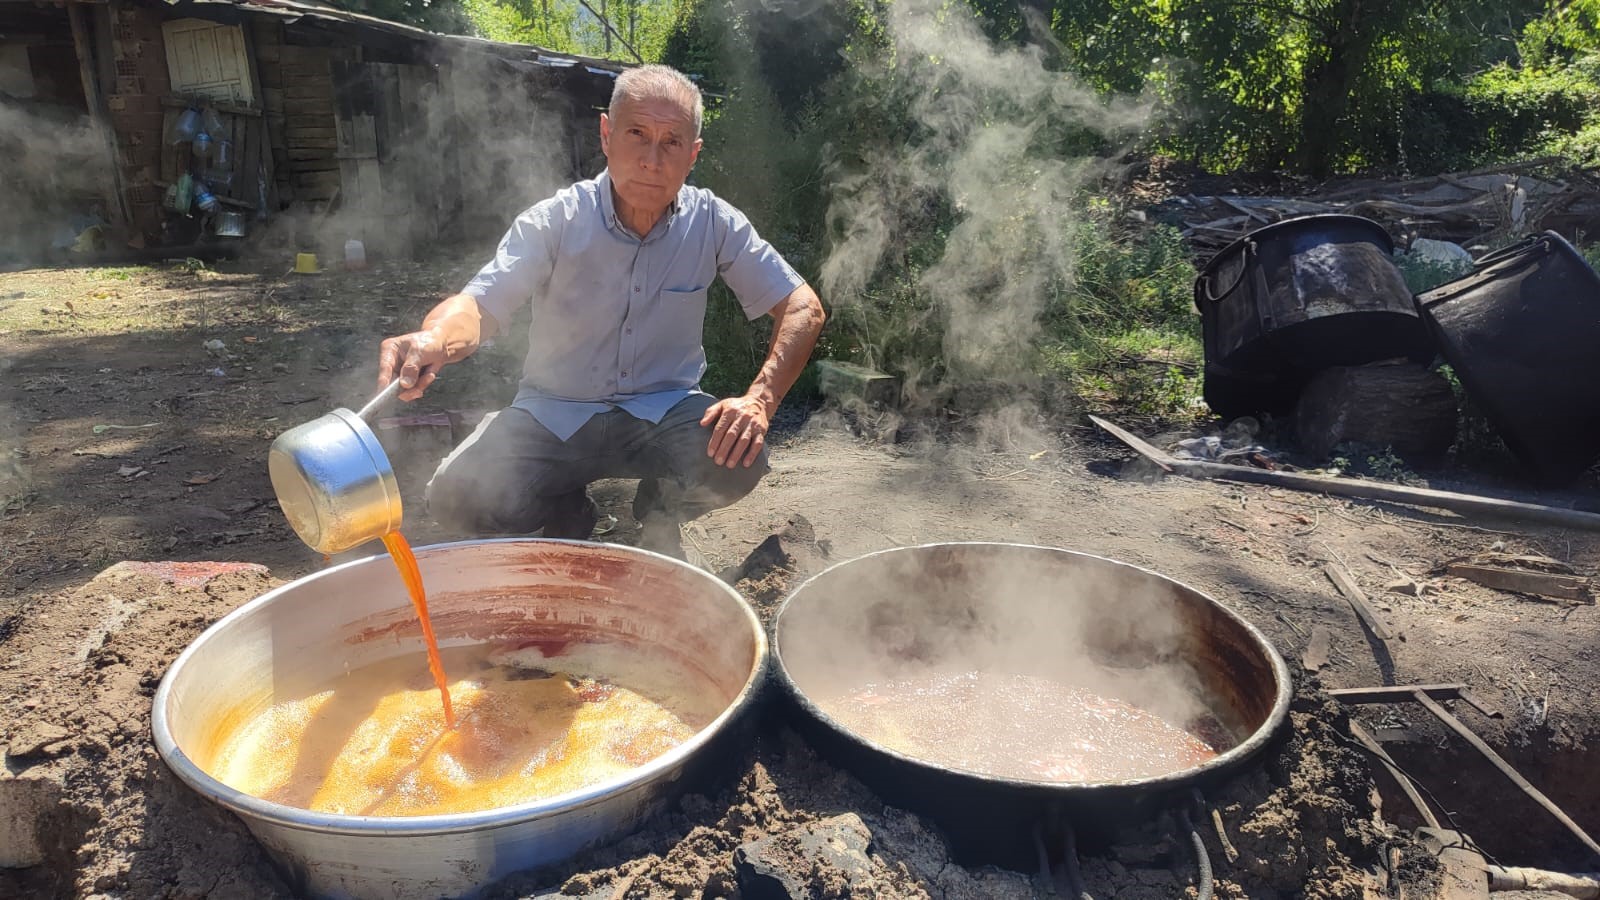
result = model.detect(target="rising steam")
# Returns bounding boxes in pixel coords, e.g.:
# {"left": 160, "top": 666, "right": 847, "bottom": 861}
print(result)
{"left": 818, "top": 0, "right": 1148, "bottom": 394}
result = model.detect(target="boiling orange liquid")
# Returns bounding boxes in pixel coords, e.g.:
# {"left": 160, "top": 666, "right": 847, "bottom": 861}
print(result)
{"left": 380, "top": 531, "right": 454, "bottom": 729}
{"left": 824, "top": 672, "right": 1222, "bottom": 783}
{"left": 205, "top": 646, "right": 709, "bottom": 816}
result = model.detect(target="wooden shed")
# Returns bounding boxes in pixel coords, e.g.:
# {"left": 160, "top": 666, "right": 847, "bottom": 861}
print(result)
{"left": 0, "top": 0, "right": 626, "bottom": 260}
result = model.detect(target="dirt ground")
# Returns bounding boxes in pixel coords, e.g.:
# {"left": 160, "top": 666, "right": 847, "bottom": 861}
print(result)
{"left": 3, "top": 256, "right": 1599, "bottom": 897}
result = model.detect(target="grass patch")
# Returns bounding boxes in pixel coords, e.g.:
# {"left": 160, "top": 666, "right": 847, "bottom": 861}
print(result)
{"left": 1046, "top": 327, "right": 1205, "bottom": 422}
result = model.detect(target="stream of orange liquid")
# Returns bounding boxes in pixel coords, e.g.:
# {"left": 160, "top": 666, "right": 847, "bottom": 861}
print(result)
{"left": 379, "top": 531, "right": 455, "bottom": 729}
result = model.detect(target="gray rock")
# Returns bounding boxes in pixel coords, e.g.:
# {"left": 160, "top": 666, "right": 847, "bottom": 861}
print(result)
{"left": 735, "top": 813, "right": 876, "bottom": 900}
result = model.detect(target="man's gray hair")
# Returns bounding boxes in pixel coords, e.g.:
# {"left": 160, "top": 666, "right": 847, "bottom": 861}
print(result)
{"left": 609, "top": 64, "right": 704, "bottom": 137}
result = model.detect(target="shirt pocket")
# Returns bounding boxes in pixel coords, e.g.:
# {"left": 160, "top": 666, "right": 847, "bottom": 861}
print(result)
{"left": 636, "top": 286, "right": 713, "bottom": 377}
{"left": 657, "top": 286, "right": 710, "bottom": 348}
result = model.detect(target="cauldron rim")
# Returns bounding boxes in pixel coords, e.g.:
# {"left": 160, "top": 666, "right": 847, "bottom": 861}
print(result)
{"left": 151, "top": 537, "right": 769, "bottom": 837}
{"left": 1194, "top": 212, "right": 1396, "bottom": 284}
{"left": 771, "top": 542, "right": 1292, "bottom": 796}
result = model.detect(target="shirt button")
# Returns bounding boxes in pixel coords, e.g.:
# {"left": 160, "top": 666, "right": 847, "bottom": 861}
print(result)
{"left": 625, "top": 328, "right": 632, "bottom": 335}
{"left": 633, "top": 286, "right": 640, "bottom": 293}
{"left": 621, "top": 371, "right": 629, "bottom": 377}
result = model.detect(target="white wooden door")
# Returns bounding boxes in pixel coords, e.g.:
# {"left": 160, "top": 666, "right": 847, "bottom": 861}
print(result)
{"left": 162, "top": 19, "right": 255, "bottom": 106}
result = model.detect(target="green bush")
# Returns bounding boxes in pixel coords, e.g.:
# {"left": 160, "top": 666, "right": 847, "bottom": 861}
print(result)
{"left": 1466, "top": 61, "right": 1597, "bottom": 156}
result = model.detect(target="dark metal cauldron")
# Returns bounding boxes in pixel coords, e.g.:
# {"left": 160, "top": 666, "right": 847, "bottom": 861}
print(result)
{"left": 1195, "top": 214, "right": 1432, "bottom": 418}
{"left": 1418, "top": 231, "right": 1600, "bottom": 484}
{"left": 773, "top": 543, "right": 1291, "bottom": 868}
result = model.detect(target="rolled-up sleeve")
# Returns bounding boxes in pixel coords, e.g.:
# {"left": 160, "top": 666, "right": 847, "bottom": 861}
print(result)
{"left": 462, "top": 201, "right": 559, "bottom": 331}
{"left": 713, "top": 199, "right": 806, "bottom": 320}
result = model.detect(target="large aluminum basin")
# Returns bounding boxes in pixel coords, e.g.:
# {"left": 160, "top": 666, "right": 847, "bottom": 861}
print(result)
{"left": 153, "top": 539, "right": 766, "bottom": 899}
{"left": 774, "top": 543, "right": 1291, "bottom": 865}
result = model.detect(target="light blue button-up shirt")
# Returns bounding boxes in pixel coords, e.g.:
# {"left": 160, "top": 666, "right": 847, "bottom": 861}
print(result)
{"left": 462, "top": 170, "right": 806, "bottom": 441}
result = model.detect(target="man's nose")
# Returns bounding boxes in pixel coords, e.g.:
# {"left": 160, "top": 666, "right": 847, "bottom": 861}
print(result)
{"left": 641, "top": 142, "right": 662, "bottom": 170}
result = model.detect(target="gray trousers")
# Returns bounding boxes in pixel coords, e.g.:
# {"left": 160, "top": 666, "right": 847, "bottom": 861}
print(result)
{"left": 425, "top": 394, "right": 768, "bottom": 538}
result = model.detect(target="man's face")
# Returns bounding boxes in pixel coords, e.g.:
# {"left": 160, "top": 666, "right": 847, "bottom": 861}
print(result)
{"left": 600, "top": 96, "right": 702, "bottom": 217}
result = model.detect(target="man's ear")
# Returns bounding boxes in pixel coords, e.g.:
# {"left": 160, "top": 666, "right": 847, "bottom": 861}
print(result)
{"left": 599, "top": 112, "right": 612, "bottom": 153}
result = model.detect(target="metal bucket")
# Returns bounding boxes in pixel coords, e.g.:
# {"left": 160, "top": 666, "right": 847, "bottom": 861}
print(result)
{"left": 152, "top": 539, "right": 768, "bottom": 899}
{"left": 1417, "top": 231, "right": 1600, "bottom": 483}
{"left": 773, "top": 543, "right": 1291, "bottom": 867}
{"left": 214, "top": 210, "right": 248, "bottom": 238}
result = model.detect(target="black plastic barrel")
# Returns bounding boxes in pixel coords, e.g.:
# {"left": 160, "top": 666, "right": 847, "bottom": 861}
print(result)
{"left": 1194, "top": 215, "right": 1432, "bottom": 418}
{"left": 1417, "top": 231, "right": 1600, "bottom": 483}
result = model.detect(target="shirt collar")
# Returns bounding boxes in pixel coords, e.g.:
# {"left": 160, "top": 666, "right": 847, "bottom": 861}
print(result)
{"left": 597, "top": 169, "right": 682, "bottom": 242}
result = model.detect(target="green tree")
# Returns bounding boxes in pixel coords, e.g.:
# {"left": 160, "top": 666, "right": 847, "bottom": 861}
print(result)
{"left": 322, "top": 0, "right": 472, "bottom": 33}
{"left": 1050, "top": 0, "right": 1548, "bottom": 173}
{"left": 459, "top": 0, "right": 692, "bottom": 59}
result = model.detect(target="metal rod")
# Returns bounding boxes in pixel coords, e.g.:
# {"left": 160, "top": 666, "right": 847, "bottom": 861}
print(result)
{"left": 1061, "top": 822, "right": 1093, "bottom": 900}
{"left": 358, "top": 378, "right": 403, "bottom": 422}
{"left": 1031, "top": 824, "right": 1059, "bottom": 897}
{"left": 1328, "top": 684, "right": 1471, "bottom": 704}
{"left": 1177, "top": 806, "right": 1214, "bottom": 900}
{"left": 1458, "top": 688, "right": 1505, "bottom": 720}
{"left": 1089, "top": 415, "right": 1600, "bottom": 532}
{"left": 1411, "top": 689, "right": 1600, "bottom": 862}
{"left": 1348, "top": 720, "right": 1442, "bottom": 830}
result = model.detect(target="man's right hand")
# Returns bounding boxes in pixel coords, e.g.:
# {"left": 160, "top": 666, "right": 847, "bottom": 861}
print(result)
{"left": 378, "top": 329, "right": 449, "bottom": 401}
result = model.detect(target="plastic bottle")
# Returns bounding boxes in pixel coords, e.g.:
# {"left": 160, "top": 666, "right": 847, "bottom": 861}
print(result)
{"left": 344, "top": 239, "right": 367, "bottom": 270}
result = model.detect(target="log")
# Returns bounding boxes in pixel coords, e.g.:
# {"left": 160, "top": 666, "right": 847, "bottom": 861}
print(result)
{"left": 1088, "top": 415, "right": 1600, "bottom": 532}
{"left": 1295, "top": 364, "right": 1457, "bottom": 462}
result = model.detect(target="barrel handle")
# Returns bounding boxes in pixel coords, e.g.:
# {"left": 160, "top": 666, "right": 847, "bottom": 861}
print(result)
{"left": 1200, "top": 241, "right": 1256, "bottom": 303}
{"left": 1473, "top": 233, "right": 1548, "bottom": 270}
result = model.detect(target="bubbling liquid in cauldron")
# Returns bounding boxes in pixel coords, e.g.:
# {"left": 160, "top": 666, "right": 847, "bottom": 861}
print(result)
{"left": 205, "top": 643, "right": 720, "bottom": 817}
{"left": 822, "top": 671, "right": 1223, "bottom": 783}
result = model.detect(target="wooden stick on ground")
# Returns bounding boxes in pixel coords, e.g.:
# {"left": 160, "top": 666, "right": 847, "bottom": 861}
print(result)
{"left": 1347, "top": 721, "right": 1442, "bottom": 830}
{"left": 1324, "top": 563, "right": 1395, "bottom": 641}
{"left": 1088, "top": 416, "right": 1600, "bottom": 532}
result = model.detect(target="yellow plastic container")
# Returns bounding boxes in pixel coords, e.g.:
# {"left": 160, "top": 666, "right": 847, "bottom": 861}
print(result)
{"left": 294, "top": 253, "right": 321, "bottom": 275}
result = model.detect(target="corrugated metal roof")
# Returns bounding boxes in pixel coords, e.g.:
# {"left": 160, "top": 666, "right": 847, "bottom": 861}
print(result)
{"left": 171, "top": 0, "right": 631, "bottom": 76}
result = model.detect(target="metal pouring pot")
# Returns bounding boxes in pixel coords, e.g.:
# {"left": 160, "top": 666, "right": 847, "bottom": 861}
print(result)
{"left": 268, "top": 380, "right": 402, "bottom": 555}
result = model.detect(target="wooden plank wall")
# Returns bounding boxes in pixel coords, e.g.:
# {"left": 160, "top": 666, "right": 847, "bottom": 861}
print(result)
{"left": 264, "top": 34, "right": 351, "bottom": 206}
{"left": 250, "top": 18, "right": 293, "bottom": 206}
{"left": 332, "top": 57, "right": 448, "bottom": 259}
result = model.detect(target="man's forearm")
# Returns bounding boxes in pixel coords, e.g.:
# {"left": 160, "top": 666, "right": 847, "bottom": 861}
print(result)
{"left": 421, "top": 293, "right": 498, "bottom": 365}
{"left": 747, "top": 285, "right": 826, "bottom": 412}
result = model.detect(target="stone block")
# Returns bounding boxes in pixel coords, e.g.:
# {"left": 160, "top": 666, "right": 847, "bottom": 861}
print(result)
{"left": 0, "top": 768, "right": 73, "bottom": 869}
{"left": 814, "top": 360, "right": 899, "bottom": 408}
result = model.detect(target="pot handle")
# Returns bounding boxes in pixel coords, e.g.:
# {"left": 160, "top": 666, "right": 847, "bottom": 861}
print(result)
{"left": 1199, "top": 241, "right": 1256, "bottom": 303}
{"left": 357, "top": 378, "right": 403, "bottom": 422}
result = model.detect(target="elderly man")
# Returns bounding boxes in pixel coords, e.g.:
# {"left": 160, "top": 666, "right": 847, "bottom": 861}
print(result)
{"left": 377, "top": 64, "right": 825, "bottom": 557}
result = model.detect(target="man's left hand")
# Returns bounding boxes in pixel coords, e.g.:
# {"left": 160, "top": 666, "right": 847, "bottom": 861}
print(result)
{"left": 701, "top": 394, "right": 772, "bottom": 469}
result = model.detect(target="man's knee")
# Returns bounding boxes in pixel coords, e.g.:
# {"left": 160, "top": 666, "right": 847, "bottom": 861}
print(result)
{"left": 684, "top": 448, "right": 770, "bottom": 508}
{"left": 706, "top": 450, "right": 769, "bottom": 501}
